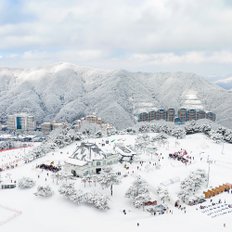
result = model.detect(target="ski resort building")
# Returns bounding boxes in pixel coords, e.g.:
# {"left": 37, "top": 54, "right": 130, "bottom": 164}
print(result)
{"left": 114, "top": 144, "right": 137, "bottom": 162}
{"left": 166, "top": 108, "right": 175, "bottom": 122}
{"left": 7, "top": 113, "right": 36, "bottom": 131}
{"left": 156, "top": 109, "right": 166, "bottom": 120}
{"left": 148, "top": 110, "right": 156, "bottom": 121}
{"left": 136, "top": 90, "right": 216, "bottom": 123}
{"left": 85, "top": 114, "right": 102, "bottom": 124}
{"left": 64, "top": 142, "right": 119, "bottom": 177}
{"left": 197, "top": 110, "right": 206, "bottom": 120}
{"left": 187, "top": 109, "right": 197, "bottom": 121}
{"left": 73, "top": 113, "right": 113, "bottom": 135}
{"left": 137, "top": 110, "right": 149, "bottom": 122}
{"left": 178, "top": 108, "right": 187, "bottom": 122}
{"left": 206, "top": 112, "right": 216, "bottom": 121}
{"left": 41, "top": 121, "right": 65, "bottom": 134}
{"left": 137, "top": 108, "right": 216, "bottom": 124}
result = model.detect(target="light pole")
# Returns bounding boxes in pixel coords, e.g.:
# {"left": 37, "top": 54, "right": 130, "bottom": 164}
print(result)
{"left": 221, "top": 142, "right": 224, "bottom": 155}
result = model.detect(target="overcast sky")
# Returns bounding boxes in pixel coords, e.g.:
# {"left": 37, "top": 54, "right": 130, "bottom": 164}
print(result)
{"left": 0, "top": 0, "right": 232, "bottom": 80}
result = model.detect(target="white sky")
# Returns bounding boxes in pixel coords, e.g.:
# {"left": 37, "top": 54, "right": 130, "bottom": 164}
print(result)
{"left": 0, "top": 0, "right": 232, "bottom": 80}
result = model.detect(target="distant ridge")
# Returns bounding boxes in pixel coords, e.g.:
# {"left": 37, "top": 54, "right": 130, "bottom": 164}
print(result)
{"left": 215, "top": 76, "right": 232, "bottom": 90}
{"left": 0, "top": 63, "right": 231, "bottom": 129}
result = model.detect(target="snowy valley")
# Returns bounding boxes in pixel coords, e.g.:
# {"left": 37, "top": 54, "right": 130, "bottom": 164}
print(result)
{"left": 0, "top": 120, "right": 232, "bottom": 232}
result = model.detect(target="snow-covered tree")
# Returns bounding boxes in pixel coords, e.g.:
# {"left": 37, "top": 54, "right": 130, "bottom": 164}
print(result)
{"left": 93, "top": 194, "right": 109, "bottom": 210}
{"left": 125, "top": 176, "right": 151, "bottom": 208}
{"left": 0, "top": 141, "right": 15, "bottom": 150}
{"left": 59, "top": 182, "right": 84, "bottom": 204}
{"left": 79, "top": 121, "right": 102, "bottom": 137}
{"left": 25, "top": 126, "right": 82, "bottom": 162}
{"left": 71, "top": 190, "right": 85, "bottom": 204}
{"left": 224, "top": 129, "right": 232, "bottom": 143}
{"left": 97, "top": 168, "right": 121, "bottom": 196}
{"left": 134, "top": 134, "right": 151, "bottom": 152}
{"left": 35, "top": 185, "right": 53, "bottom": 198}
{"left": 59, "top": 182, "right": 76, "bottom": 198}
{"left": 18, "top": 177, "right": 35, "bottom": 189}
{"left": 151, "top": 133, "right": 168, "bottom": 143}
{"left": 170, "top": 127, "right": 186, "bottom": 139}
{"left": 59, "top": 183, "right": 110, "bottom": 210}
{"left": 156, "top": 186, "right": 171, "bottom": 203}
{"left": 83, "top": 192, "right": 109, "bottom": 210}
{"left": 178, "top": 169, "right": 207, "bottom": 203}
{"left": 133, "top": 192, "right": 151, "bottom": 208}
{"left": 208, "top": 130, "right": 224, "bottom": 143}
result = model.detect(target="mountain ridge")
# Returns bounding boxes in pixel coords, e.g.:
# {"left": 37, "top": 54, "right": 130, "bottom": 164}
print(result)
{"left": 0, "top": 63, "right": 231, "bottom": 129}
{"left": 215, "top": 76, "right": 232, "bottom": 90}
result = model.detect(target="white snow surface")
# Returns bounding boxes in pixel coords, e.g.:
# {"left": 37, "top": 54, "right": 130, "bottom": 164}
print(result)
{"left": 181, "top": 90, "right": 204, "bottom": 110}
{"left": 0, "top": 63, "right": 231, "bottom": 129}
{"left": 0, "top": 133, "right": 232, "bottom": 232}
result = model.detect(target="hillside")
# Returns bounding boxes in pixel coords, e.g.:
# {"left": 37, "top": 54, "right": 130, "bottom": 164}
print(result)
{"left": 0, "top": 63, "right": 231, "bottom": 129}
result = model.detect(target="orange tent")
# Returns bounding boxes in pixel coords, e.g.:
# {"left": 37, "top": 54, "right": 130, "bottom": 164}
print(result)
{"left": 203, "top": 183, "right": 232, "bottom": 199}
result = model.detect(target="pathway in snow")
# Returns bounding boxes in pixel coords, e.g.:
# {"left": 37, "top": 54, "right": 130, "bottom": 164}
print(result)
{"left": 0, "top": 204, "right": 22, "bottom": 226}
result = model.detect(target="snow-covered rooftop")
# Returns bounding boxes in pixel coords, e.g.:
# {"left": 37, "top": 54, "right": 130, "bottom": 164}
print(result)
{"left": 70, "top": 142, "right": 108, "bottom": 162}
{"left": 65, "top": 158, "right": 87, "bottom": 166}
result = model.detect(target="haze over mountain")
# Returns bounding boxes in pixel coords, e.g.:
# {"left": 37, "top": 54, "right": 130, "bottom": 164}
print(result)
{"left": 0, "top": 63, "right": 231, "bottom": 129}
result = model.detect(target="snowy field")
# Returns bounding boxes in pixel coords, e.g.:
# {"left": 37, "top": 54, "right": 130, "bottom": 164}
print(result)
{"left": 0, "top": 133, "right": 232, "bottom": 232}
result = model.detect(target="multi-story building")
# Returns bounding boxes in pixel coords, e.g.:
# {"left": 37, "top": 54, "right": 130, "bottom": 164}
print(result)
{"left": 138, "top": 112, "right": 149, "bottom": 122}
{"left": 41, "top": 122, "right": 64, "bottom": 134}
{"left": 197, "top": 110, "right": 206, "bottom": 120}
{"left": 206, "top": 112, "right": 216, "bottom": 121}
{"left": 187, "top": 109, "right": 197, "bottom": 121}
{"left": 178, "top": 108, "right": 187, "bottom": 122}
{"left": 166, "top": 108, "right": 175, "bottom": 122}
{"left": 85, "top": 114, "right": 103, "bottom": 125}
{"left": 86, "top": 114, "right": 97, "bottom": 123}
{"left": 156, "top": 109, "right": 166, "bottom": 120}
{"left": 27, "top": 115, "right": 36, "bottom": 131}
{"left": 137, "top": 108, "right": 216, "bottom": 124}
{"left": 7, "top": 113, "right": 36, "bottom": 131}
{"left": 148, "top": 110, "right": 156, "bottom": 121}
{"left": 7, "top": 115, "right": 16, "bottom": 130}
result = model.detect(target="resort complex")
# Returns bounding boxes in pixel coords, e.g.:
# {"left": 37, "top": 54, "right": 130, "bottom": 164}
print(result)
{"left": 137, "top": 108, "right": 216, "bottom": 124}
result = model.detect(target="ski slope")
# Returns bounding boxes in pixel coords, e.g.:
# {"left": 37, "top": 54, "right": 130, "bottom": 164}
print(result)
{"left": 0, "top": 133, "right": 232, "bottom": 232}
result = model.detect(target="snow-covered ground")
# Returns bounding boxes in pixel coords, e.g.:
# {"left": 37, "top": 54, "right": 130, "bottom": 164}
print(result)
{"left": 0, "top": 143, "right": 40, "bottom": 171}
{"left": 0, "top": 133, "right": 232, "bottom": 232}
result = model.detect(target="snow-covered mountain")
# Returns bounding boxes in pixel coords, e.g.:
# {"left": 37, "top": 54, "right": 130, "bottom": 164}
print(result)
{"left": 0, "top": 63, "right": 231, "bottom": 129}
{"left": 214, "top": 76, "right": 232, "bottom": 90}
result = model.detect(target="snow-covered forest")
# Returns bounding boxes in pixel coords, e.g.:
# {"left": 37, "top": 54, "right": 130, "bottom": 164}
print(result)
{"left": 0, "top": 64, "right": 231, "bottom": 129}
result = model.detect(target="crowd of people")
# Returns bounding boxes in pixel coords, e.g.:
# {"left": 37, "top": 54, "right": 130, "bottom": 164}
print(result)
{"left": 36, "top": 163, "right": 61, "bottom": 173}
{"left": 169, "top": 149, "right": 194, "bottom": 164}
{"left": 198, "top": 199, "right": 232, "bottom": 218}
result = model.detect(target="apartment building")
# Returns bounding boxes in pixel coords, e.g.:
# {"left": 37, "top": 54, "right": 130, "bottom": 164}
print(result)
{"left": 7, "top": 113, "right": 36, "bottom": 131}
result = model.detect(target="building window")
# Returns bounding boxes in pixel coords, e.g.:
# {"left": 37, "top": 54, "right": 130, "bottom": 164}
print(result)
{"left": 84, "top": 171, "right": 89, "bottom": 175}
{"left": 96, "top": 161, "right": 101, "bottom": 166}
